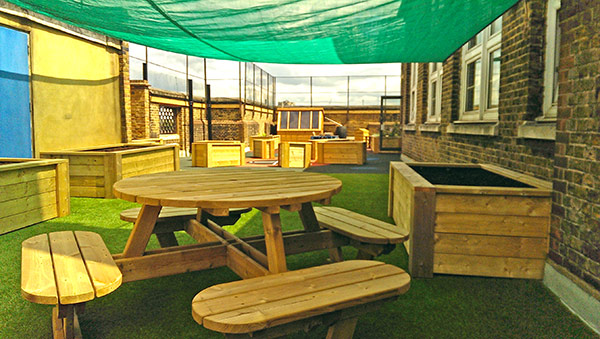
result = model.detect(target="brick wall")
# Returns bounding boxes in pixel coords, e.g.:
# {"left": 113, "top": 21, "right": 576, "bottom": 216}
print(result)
{"left": 398, "top": 0, "right": 600, "bottom": 294}
{"left": 118, "top": 41, "right": 132, "bottom": 142}
{"left": 130, "top": 80, "right": 150, "bottom": 139}
{"left": 550, "top": 0, "right": 600, "bottom": 291}
{"left": 401, "top": 0, "right": 553, "bottom": 178}
{"left": 129, "top": 85, "right": 275, "bottom": 147}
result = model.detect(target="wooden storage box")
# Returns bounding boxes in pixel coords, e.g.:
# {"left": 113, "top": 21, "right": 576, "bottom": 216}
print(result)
{"left": 0, "top": 158, "right": 70, "bottom": 233}
{"left": 192, "top": 141, "right": 245, "bottom": 168}
{"left": 354, "top": 128, "right": 370, "bottom": 148}
{"left": 370, "top": 135, "right": 380, "bottom": 153}
{"left": 279, "top": 142, "right": 311, "bottom": 168}
{"left": 41, "top": 143, "right": 179, "bottom": 198}
{"left": 315, "top": 140, "right": 366, "bottom": 165}
{"left": 250, "top": 136, "right": 276, "bottom": 159}
{"left": 388, "top": 162, "right": 551, "bottom": 279}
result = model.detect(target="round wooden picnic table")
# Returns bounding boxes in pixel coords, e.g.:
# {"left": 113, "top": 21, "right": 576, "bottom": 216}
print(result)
{"left": 113, "top": 168, "right": 342, "bottom": 275}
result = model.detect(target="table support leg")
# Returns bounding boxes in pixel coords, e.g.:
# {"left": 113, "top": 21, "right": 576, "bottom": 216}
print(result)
{"left": 155, "top": 232, "right": 179, "bottom": 247}
{"left": 326, "top": 317, "right": 358, "bottom": 339}
{"left": 122, "top": 205, "right": 162, "bottom": 258}
{"left": 261, "top": 211, "right": 287, "bottom": 273}
{"left": 299, "top": 202, "right": 320, "bottom": 232}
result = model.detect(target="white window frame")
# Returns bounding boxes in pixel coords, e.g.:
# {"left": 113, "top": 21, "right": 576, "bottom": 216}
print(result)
{"left": 427, "top": 62, "right": 443, "bottom": 123}
{"left": 409, "top": 63, "right": 418, "bottom": 124}
{"left": 542, "top": 0, "right": 561, "bottom": 119}
{"left": 459, "top": 17, "right": 502, "bottom": 121}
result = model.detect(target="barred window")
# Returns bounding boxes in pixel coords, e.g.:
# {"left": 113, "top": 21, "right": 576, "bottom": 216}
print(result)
{"left": 159, "top": 106, "right": 178, "bottom": 134}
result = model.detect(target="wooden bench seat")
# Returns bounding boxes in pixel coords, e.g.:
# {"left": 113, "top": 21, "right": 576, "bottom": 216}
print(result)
{"left": 192, "top": 260, "right": 410, "bottom": 338}
{"left": 313, "top": 206, "right": 409, "bottom": 260}
{"left": 21, "top": 231, "right": 122, "bottom": 339}
{"left": 120, "top": 206, "right": 251, "bottom": 247}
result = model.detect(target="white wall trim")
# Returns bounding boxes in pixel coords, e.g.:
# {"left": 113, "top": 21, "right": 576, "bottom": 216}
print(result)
{"left": 543, "top": 262, "right": 600, "bottom": 335}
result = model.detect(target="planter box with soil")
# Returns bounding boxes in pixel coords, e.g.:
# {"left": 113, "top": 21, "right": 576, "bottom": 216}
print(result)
{"left": 388, "top": 162, "right": 551, "bottom": 279}
{"left": 41, "top": 143, "right": 179, "bottom": 198}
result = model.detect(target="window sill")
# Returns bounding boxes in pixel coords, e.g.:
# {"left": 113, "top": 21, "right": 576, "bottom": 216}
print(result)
{"left": 517, "top": 121, "right": 556, "bottom": 140}
{"left": 447, "top": 121, "right": 499, "bottom": 136}
{"left": 418, "top": 123, "right": 441, "bottom": 133}
{"left": 404, "top": 124, "right": 416, "bottom": 131}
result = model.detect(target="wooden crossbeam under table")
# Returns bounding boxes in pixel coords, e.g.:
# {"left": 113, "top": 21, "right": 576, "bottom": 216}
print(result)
{"left": 113, "top": 225, "right": 350, "bottom": 282}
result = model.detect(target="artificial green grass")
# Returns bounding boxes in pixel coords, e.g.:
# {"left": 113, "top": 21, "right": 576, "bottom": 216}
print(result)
{"left": 1, "top": 173, "right": 597, "bottom": 338}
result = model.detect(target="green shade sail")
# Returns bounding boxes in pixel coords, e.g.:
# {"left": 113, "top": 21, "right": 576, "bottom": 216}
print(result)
{"left": 5, "top": 0, "right": 518, "bottom": 64}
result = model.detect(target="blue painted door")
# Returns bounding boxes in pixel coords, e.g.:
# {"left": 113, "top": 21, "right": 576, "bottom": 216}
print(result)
{"left": 0, "top": 26, "right": 32, "bottom": 158}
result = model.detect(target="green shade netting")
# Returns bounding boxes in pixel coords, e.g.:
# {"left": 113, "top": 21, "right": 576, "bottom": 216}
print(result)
{"left": 5, "top": 0, "right": 518, "bottom": 64}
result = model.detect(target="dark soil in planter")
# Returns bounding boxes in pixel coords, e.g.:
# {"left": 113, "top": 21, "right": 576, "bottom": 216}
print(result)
{"left": 83, "top": 145, "right": 151, "bottom": 152}
{"left": 410, "top": 165, "right": 533, "bottom": 188}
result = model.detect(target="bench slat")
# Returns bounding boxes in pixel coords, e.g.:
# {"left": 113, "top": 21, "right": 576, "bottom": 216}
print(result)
{"left": 314, "top": 207, "right": 408, "bottom": 244}
{"left": 74, "top": 231, "right": 123, "bottom": 298}
{"left": 192, "top": 260, "right": 410, "bottom": 334}
{"left": 120, "top": 207, "right": 198, "bottom": 223}
{"left": 21, "top": 234, "right": 58, "bottom": 305}
{"left": 194, "top": 260, "right": 382, "bottom": 301}
{"left": 193, "top": 262, "right": 399, "bottom": 318}
{"left": 318, "top": 207, "right": 407, "bottom": 234}
{"left": 49, "top": 231, "right": 95, "bottom": 304}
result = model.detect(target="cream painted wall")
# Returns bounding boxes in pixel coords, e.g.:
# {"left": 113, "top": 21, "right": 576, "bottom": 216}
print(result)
{"left": 0, "top": 12, "right": 122, "bottom": 154}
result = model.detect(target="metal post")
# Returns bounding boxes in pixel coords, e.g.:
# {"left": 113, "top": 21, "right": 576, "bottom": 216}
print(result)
{"left": 310, "top": 76, "right": 313, "bottom": 106}
{"left": 346, "top": 76, "right": 350, "bottom": 123}
{"left": 142, "top": 63, "right": 148, "bottom": 81}
{"left": 187, "top": 79, "right": 194, "bottom": 152}
{"left": 206, "top": 84, "right": 212, "bottom": 140}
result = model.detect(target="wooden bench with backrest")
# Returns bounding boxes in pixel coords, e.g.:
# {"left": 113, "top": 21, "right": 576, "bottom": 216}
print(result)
{"left": 119, "top": 206, "right": 251, "bottom": 247}
{"left": 313, "top": 206, "right": 409, "bottom": 261}
{"left": 21, "top": 231, "right": 122, "bottom": 339}
{"left": 192, "top": 260, "right": 410, "bottom": 338}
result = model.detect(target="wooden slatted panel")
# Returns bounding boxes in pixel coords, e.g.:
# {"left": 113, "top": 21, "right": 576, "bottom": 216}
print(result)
{"left": 435, "top": 212, "right": 549, "bottom": 237}
{"left": 48, "top": 232, "right": 95, "bottom": 304}
{"left": 113, "top": 169, "right": 341, "bottom": 209}
{"left": 21, "top": 234, "right": 58, "bottom": 305}
{"left": 434, "top": 253, "right": 545, "bottom": 279}
{"left": 192, "top": 260, "right": 410, "bottom": 334}
{"left": 74, "top": 231, "right": 122, "bottom": 297}
{"left": 314, "top": 207, "right": 408, "bottom": 244}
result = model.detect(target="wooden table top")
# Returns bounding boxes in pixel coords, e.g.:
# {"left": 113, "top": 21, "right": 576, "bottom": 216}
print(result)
{"left": 113, "top": 168, "right": 342, "bottom": 209}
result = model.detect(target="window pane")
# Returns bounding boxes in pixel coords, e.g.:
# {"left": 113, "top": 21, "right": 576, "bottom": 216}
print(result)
{"left": 490, "top": 17, "right": 503, "bottom": 35}
{"left": 466, "top": 59, "right": 481, "bottom": 111}
{"left": 468, "top": 32, "right": 482, "bottom": 49}
{"left": 289, "top": 111, "right": 299, "bottom": 129}
{"left": 311, "top": 111, "right": 320, "bottom": 129}
{"left": 431, "top": 81, "right": 437, "bottom": 117}
{"left": 279, "top": 111, "right": 289, "bottom": 129}
{"left": 300, "top": 111, "right": 311, "bottom": 129}
{"left": 488, "top": 49, "right": 501, "bottom": 108}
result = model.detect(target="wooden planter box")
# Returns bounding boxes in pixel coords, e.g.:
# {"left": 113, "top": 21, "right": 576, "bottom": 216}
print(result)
{"left": 370, "top": 135, "right": 380, "bottom": 153}
{"left": 388, "top": 162, "right": 551, "bottom": 279}
{"left": 279, "top": 142, "right": 311, "bottom": 168}
{"left": 0, "top": 158, "right": 70, "bottom": 234}
{"left": 250, "top": 136, "right": 277, "bottom": 159}
{"left": 315, "top": 140, "right": 366, "bottom": 165}
{"left": 192, "top": 141, "right": 245, "bottom": 168}
{"left": 41, "top": 143, "right": 180, "bottom": 198}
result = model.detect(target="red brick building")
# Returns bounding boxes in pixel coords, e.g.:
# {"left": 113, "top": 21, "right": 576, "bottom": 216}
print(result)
{"left": 399, "top": 0, "right": 599, "bottom": 330}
